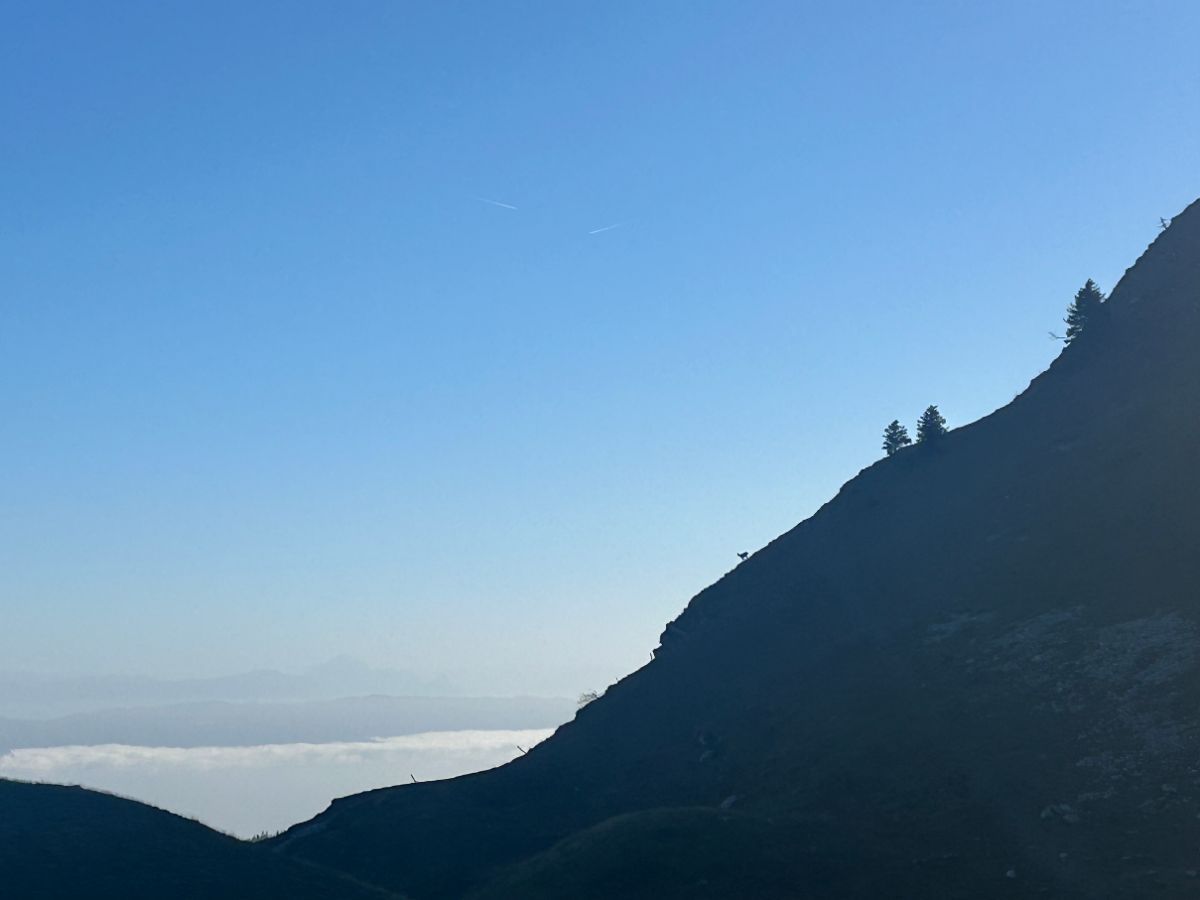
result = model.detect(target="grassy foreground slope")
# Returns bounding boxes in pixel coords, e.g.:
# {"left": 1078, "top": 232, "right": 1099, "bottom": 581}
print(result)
{"left": 274, "top": 198, "right": 1200, "bottom": 899}
{"left": 0, "top": 779, "right": 399, "bottom": 900}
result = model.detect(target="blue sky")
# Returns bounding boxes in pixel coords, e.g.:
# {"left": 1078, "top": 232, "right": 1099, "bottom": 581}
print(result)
{"left": 2, "top": 1, "right": 1197, "bottom": 694}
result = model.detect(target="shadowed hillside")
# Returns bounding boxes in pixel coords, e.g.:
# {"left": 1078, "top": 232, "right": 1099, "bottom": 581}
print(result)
{"left": 270, "top": 199, "right": 1200, "bottom": 899}
{"left": 0, "top": 780, "right": 399, "bottom": 900}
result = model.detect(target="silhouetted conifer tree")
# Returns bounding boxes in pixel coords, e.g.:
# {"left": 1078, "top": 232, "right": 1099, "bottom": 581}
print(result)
{"left": 916, "top": 405, "right": 947, "bottom": 444}
{"left": 882, "top": 420, "right": 912, "bottom": 456}
{"left": 1064, "top": 279, "right": 1106, "bottom": 344}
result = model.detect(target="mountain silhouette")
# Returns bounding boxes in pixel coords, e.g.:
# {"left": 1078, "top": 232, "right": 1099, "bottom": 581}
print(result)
{"left": 264, "top": 198, "right": 1200, "bottom": 899}
{"left": 9, "top": 198, "right": 1200, "bottom": 899}
{"left": 0, "top": 779, "right": 399, "bottom": 899}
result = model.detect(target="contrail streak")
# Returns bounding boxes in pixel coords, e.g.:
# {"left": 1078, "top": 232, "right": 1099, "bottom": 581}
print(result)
{"left": 477, "top": 197, "right": 518, "bottom": 210}
{"left": 588, "top": 223, "right": 622, "bottom": 235}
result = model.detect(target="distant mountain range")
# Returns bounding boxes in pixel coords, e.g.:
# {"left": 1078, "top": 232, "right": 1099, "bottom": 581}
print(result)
{"left": 0, "top": 694, "right": 573, "bottom": 753}
{"left": 0, "top": 656, "right": 458, "bottom": 718}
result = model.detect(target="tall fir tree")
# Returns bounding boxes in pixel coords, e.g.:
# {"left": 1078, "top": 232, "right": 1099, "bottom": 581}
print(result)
{"left": 882, "top": 420, "right": 912, "bottom": 456}
{"left": 916, "top": 405, "right": 947, "bottom": 444}
{"left": 1064, "top": 279, "right": 1106, "bottom": 344}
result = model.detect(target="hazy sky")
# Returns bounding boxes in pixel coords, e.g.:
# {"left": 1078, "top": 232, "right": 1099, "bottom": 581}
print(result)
{"left": 2, "top": 2, "right": 1198, "bottom": 694}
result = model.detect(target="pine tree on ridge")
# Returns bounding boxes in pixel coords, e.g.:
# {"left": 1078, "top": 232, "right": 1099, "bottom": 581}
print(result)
{"left": 882, "top": 420, "right": 912, "bottom": 456}
{"left": 916, "top": 405, "right": 948, "bottom": 444}
{"left": 1064, "top": 279, "right": 1106, "bottom": 344}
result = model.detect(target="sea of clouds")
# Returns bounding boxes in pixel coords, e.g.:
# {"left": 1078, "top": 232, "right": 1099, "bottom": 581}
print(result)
{"left": 0, "top": 728, "right": 553, "bottom": 838}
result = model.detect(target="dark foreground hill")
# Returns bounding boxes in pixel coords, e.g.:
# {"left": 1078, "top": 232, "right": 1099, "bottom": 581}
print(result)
{"left": 270, "top": 199, "right": 1200, "bottom": 899}
{"left": 0, "top": 779, "right": 398, "bottom": 900}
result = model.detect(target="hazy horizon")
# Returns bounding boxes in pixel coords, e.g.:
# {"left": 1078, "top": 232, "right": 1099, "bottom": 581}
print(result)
{"left": 0, "top": 657, "right": 581, "bottom": 722}
{"left": 5, "top": 5, "right": 1200, "bottom": 898}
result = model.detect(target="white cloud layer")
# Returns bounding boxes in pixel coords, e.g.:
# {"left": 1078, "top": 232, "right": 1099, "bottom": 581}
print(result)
{"left": 0, "top": 728, "right": 554, "bottom": 837}
{"left": 0, "top": 729, "right": 553, "bottom": 774}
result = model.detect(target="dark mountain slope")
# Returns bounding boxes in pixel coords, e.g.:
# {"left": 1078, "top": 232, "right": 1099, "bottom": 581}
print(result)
{"left": 0, "top": 779, "right": 399, "bottom": 900}
{"left": 468, "top": 807, "right": 848, "bottom": 900}
{"left": 274, "top": 199, "right": 1200, "bottom": 899}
